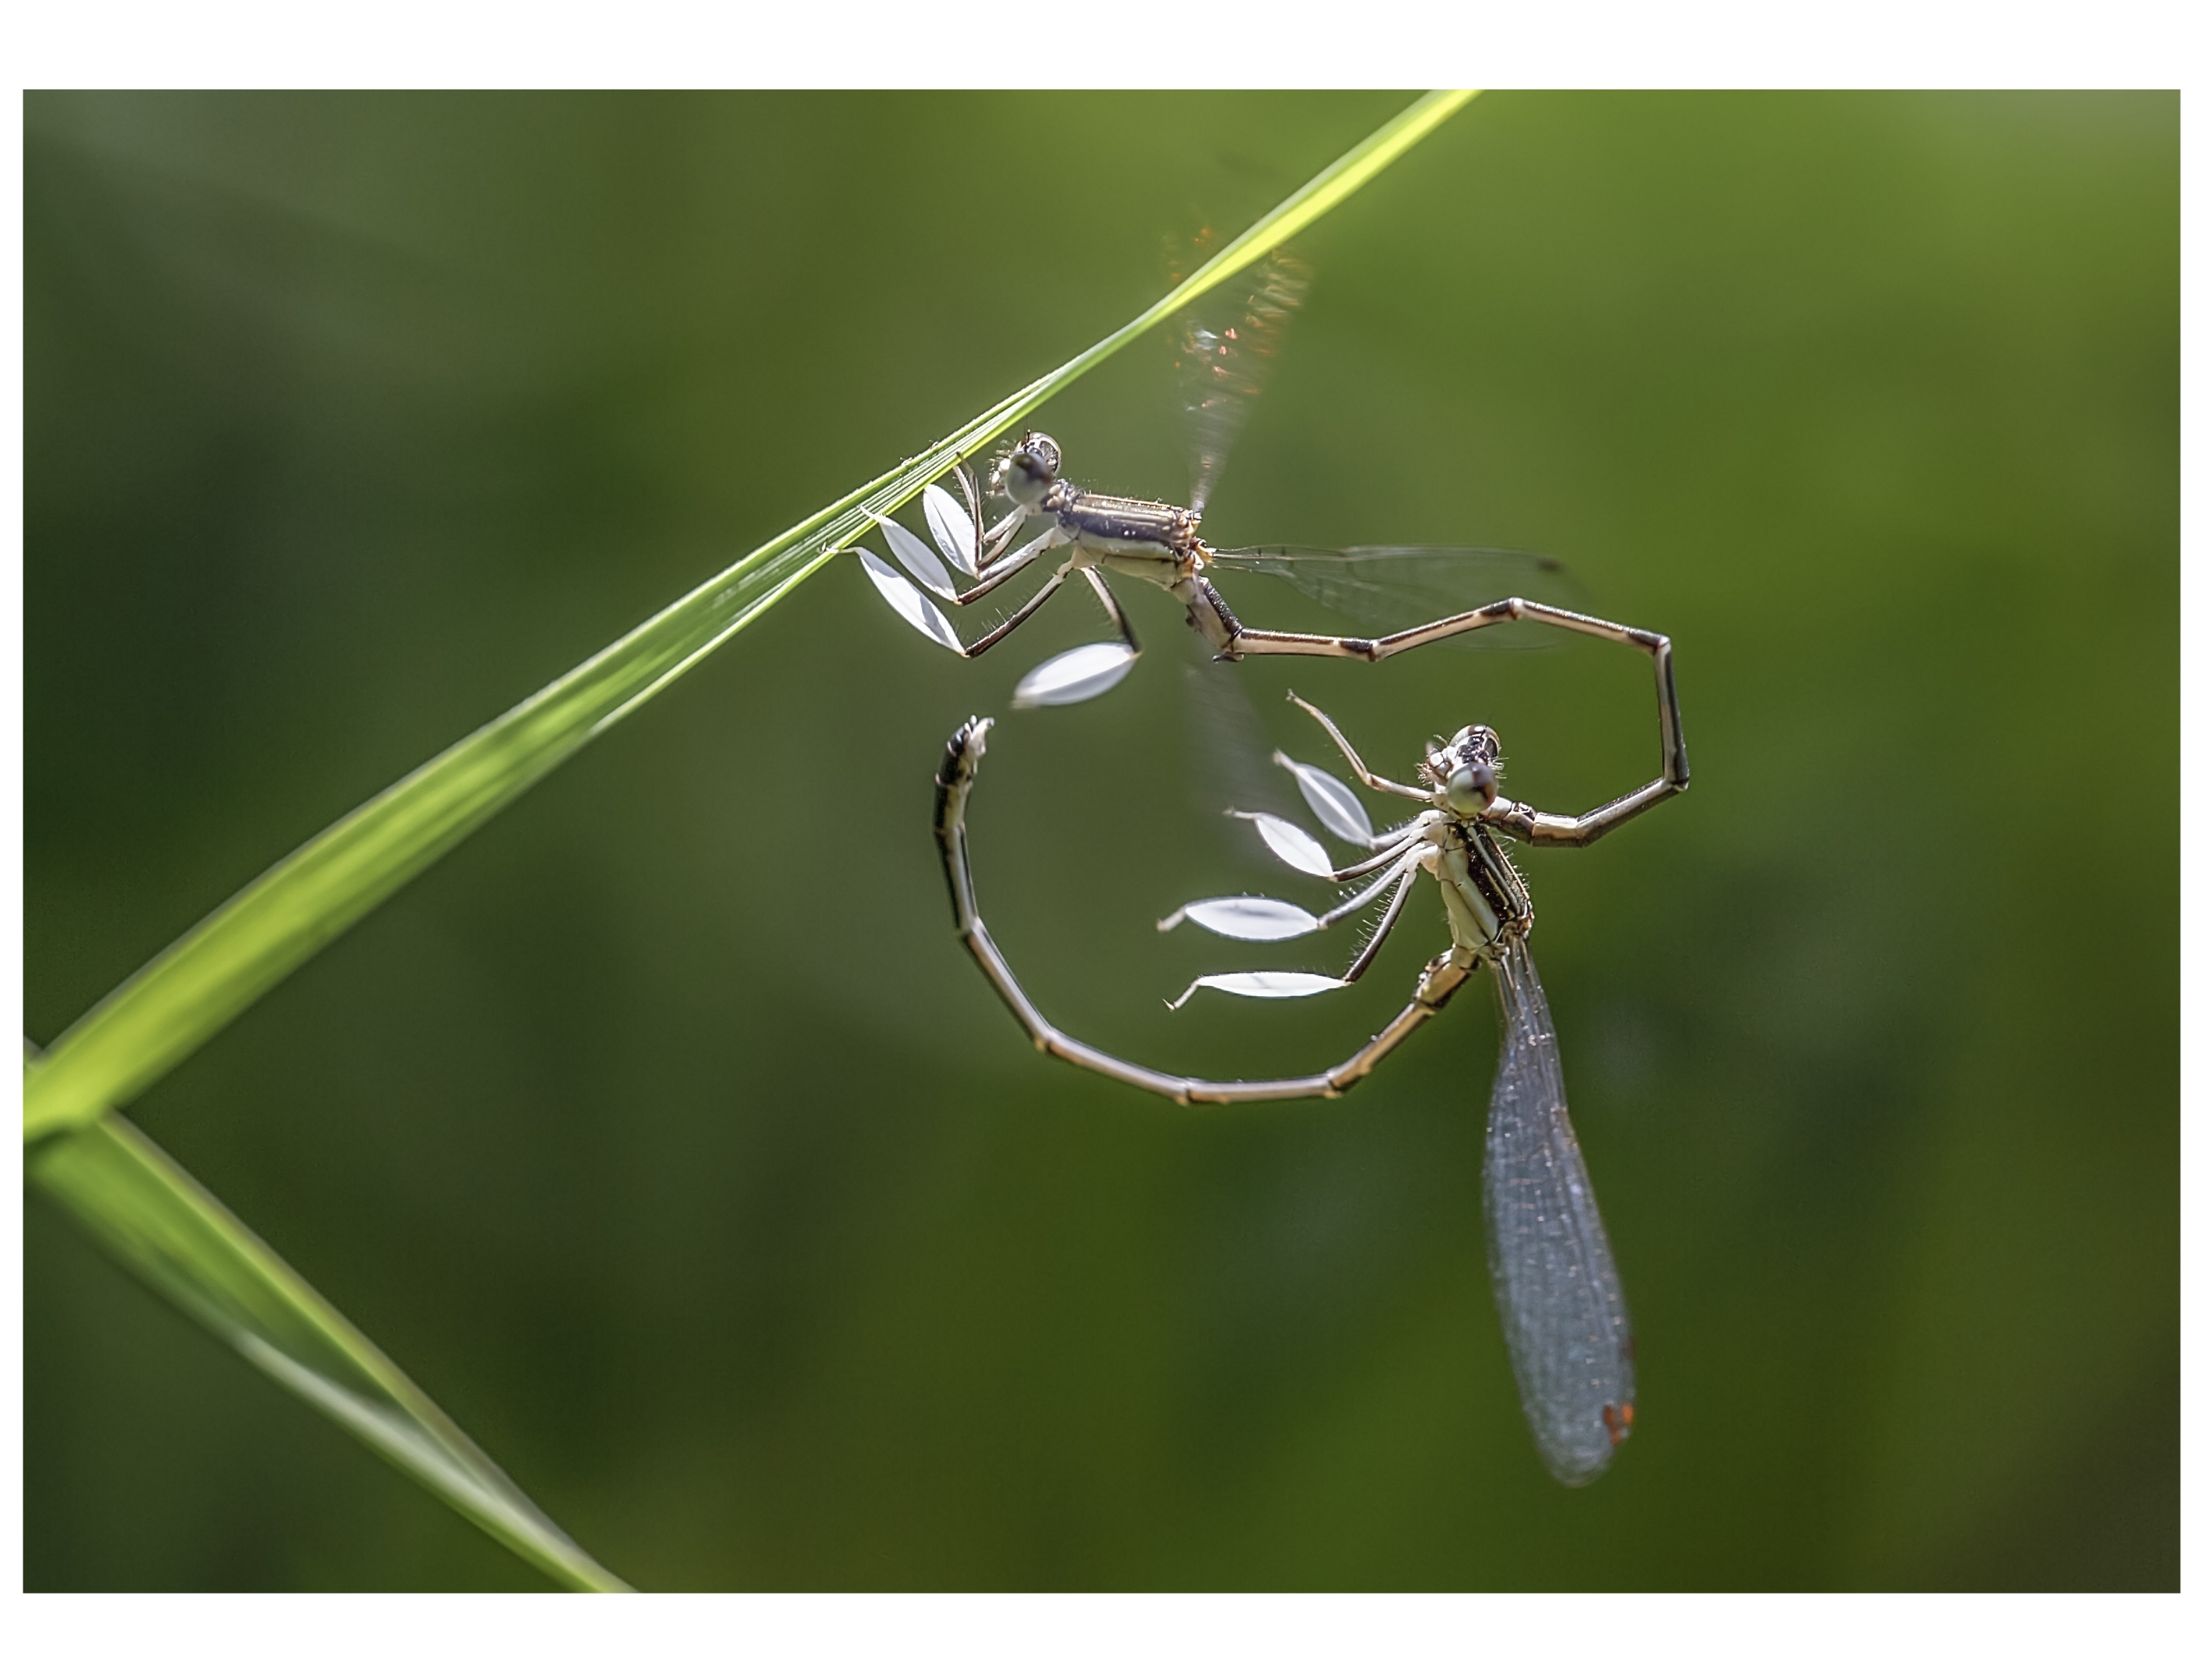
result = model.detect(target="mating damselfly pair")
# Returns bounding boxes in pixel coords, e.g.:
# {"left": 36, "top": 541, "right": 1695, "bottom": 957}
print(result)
{"left": 869, "top": 253, "right": 1688, "bottom": 1486}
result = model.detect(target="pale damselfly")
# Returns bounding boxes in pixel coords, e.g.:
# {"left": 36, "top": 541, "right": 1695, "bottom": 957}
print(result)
{"left": 929, "top": 610, "right": 1687, "bottom": 1485}
{"left": 853, "top": 255, "right": 1593, "bottom": 709}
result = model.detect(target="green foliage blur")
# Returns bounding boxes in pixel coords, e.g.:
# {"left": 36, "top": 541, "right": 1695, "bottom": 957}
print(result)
{"left": 24, "top": 92, "right": 2175, "bottom": 1590}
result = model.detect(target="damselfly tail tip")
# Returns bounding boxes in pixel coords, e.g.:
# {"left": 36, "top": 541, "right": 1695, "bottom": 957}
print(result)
{"left": 1603, "top": 1402, "right": 1635, "bottom": 1447}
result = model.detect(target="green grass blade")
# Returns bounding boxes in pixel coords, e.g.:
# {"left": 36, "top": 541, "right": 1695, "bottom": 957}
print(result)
{"left": 26, "top": 1065, "right": 630, "bottom": 1591}
{"left": 22, "top": 90, "right": 1475, "bottom": 1138}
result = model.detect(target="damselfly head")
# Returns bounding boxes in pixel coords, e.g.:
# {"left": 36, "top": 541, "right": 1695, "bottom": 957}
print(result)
{"left": 990, "top": 431, "right": 1062, "bottom": 512}
{"left": 1428, "top": 724, "right": 1503, "bottom": 817}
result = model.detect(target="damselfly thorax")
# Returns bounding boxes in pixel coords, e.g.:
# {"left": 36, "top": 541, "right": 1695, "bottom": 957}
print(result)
{"left": 1004, "top": 432, "right": 1207, "bottom": 584}
{"left": 1039, "top": 485, "right": 1200, "bottom": 569}
{"left": 1013, "top": 448, "right": 1280, "bottom": 661}
{"left": 1435, "top": 819, "right": 1536, "bottom": 962}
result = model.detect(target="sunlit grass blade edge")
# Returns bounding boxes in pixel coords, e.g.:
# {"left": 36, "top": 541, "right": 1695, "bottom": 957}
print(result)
{"left": 25, "top": 1064, "right": 629, "bottom": 1591}
{"left": 22, "top": 90, "right": 1475, "bottom": 1137}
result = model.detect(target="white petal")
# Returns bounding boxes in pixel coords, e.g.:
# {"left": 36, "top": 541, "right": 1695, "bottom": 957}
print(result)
{"left": 1228, "top": 810, "right": 1335, "bottom": 877}
{"left": 875, "top": 516, "right": 956, "bottom": 598}
{"left": 1168, "top": 971, "right": 1351, "bottom": 1010}
{"left": 1275, "top": 751, "right": 1375, "bottom": 845}
{"left": 1158, "top": 896, "right": 1320, "bottom": 941}
{"left": 857, "top": 549, "right": 965, "bottom": 654}
{"left": 923, "top": 483, "right": 980, "bottom": 577}
{"left": 1012, "top": 642, "right": 1140, "bottom": 709}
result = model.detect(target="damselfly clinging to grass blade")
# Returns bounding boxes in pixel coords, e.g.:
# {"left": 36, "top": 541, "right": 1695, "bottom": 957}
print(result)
{"left": 929, "top": 611, "right": 1687, "bottom": 1485}
{"left": 851, "top": 254, "right": 1587, "bottom": 709}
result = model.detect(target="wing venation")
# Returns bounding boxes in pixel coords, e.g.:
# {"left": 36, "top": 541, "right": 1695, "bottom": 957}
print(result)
{"left": 1484, "top": 937, "right": 1635, "bottom": 1486}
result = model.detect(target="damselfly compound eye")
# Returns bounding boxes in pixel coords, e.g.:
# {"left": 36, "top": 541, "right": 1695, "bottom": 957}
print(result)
{"left": 1446, "top": 761, "right": 1498, "bottom": 815}
{"left": 993, "top": 430, "right": 1062, "bottom": 512}
{"left": 1014, "top": 431, "right": 1060, "bottom": 478}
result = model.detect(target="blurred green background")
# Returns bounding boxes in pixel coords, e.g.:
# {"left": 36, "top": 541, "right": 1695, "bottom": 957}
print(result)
{"left": 23, "top": 92, "right": 2176, "bottom": 1590}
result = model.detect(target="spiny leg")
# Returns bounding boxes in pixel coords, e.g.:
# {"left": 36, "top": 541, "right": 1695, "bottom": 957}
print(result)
{"left": 1081, "top": 569, "right": 1142, "bottom": 654}
{"left": 1161, "top": 843, "right": 1427, "bottom": 955}
{"left": 961, "top": 563, "right": 1080, "bottom": 658}
{"left": 862, "top": 520, "right": 1104, "bottom": 662}
{"left": 949, "top": 525, "right": 1070, "bottom": 609}
{"left": 1337, "top": 857, "right": 1425, "bottom": 986}
{"left": 1327, "top": 832, "right": 1424, "bottom": 883}
{"left": 952, "top": 460, "right": 1043, "bottom": 574}
{"left": 979, "top": 510, "right": 1026, "bottom": 562}
{"left": 951, "top": 464, "right": 1018, "bottom": 571}
{"left": 1283, "top": 691, "right": 1430, "bottom": 801}
{"left": 1313, "top": 849, "right": 1428, "bottom": 929}
{"left": 851, "top": 522, "right": 1065, "bottom": 657}
{"left": 934, "top": 719, "right": 1473, "bottom": 1106}
{"left": 1155, "top": 834, "right": 1423, "bottom": 936}
{"left": 1221, "top": 813, "right": 1424, "bottom": 884}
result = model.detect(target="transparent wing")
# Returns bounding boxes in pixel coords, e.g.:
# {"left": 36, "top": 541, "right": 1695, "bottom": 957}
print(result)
{"left": 1207, "top": 547, "right": 1593, "bottom": 648}
{"left": 1183, "top": 652, "right": 1287, "bottom": 852}
{"left": 1175, "top": 251, "right": 1311, "bottom": 517}
{"left": 1484, "top": 937, "right": 1635, "bottom": 1486}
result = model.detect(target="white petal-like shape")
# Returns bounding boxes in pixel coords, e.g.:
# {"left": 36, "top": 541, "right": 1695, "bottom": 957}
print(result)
{"left": 1275, "top": 751, "right": 1375, "bottom": 845}
{"left": 1012, "top": 642, "right": 1139, "bottom": 709}
{"left": 1158, "top": 896, "right": 1319, "bottom": 941}
{"left": 923, "top": 484, "right": 980, "bottom": 577}
{"left": 1228, "top": 810, "right": 1335, "bottom": 877}
{"left": 1168, "top": 971, "right": 1351, "bottom": 1010}
{"left": 875, "top": 516, "right": 957, "bottom": 598}
{"left": 857, "top": 549, "right": 965, "bottom": 653}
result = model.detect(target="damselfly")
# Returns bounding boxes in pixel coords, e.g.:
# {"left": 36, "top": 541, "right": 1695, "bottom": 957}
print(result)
{"left": 929, "top": 607, "right": 1687, "bottom": 1484}
{"left": 855, "top": 256, "right": 1586, "bottom": 709}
